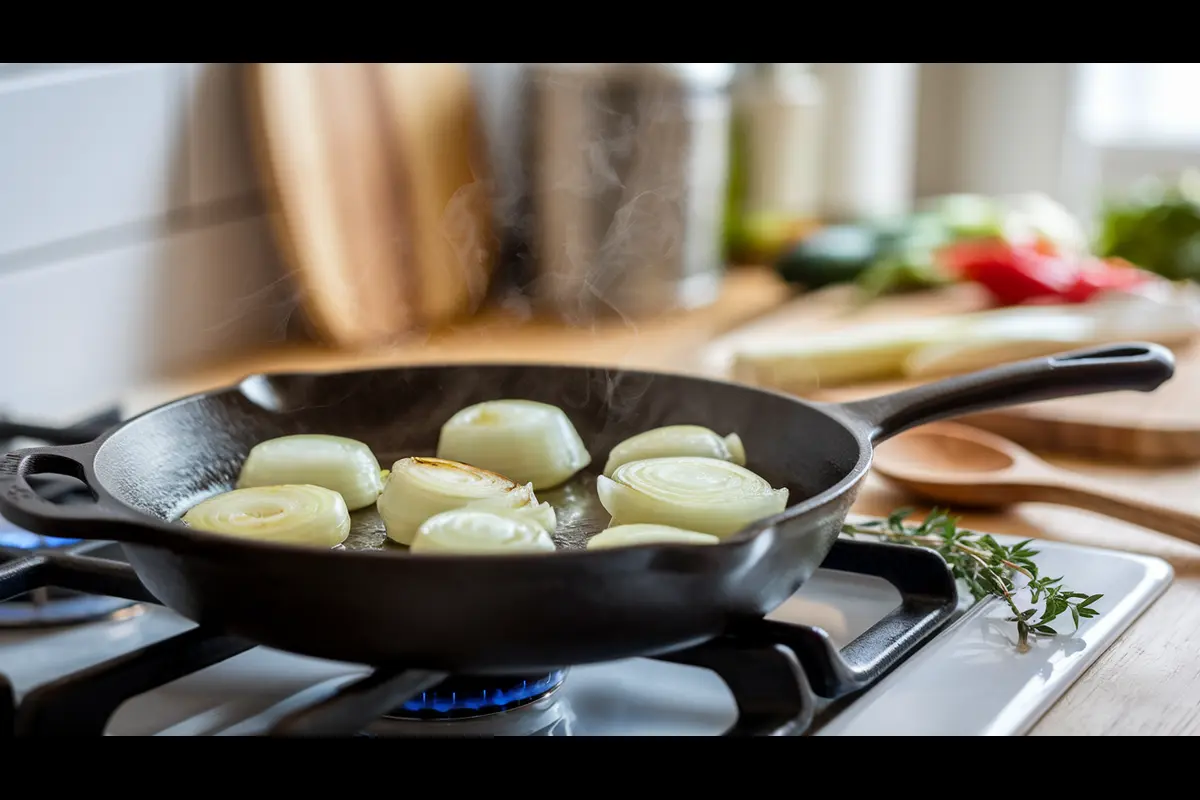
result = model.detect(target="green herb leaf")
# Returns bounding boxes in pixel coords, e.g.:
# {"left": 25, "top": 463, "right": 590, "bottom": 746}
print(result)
{"left": 842, "top": 509, "right": 1102, "bottom": 652}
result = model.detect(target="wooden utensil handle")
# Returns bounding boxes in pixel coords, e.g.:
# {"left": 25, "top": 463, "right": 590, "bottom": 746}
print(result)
{"left": 1028, "top": 475, "right": 1200, "bottom": 546}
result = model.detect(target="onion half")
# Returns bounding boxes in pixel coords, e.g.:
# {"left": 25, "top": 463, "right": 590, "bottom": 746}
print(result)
{"left": 378, "top": 457, "right": 545, "bottom": 546}
{"left": 410, "top": 509, "right": 557, "bottom": 555}
{"left": 236, "top": 434, "right": 384, "bottom": 511}
{"left": 181, "top": 484, "right": 351, "bottom": 548}
{"left": 587, "top": 523, "right": 720, "bottom": 550}
{"left": 465, "top": 483, "right": 557, "bottom": 532}
{"left": 436, "top": 399, "right": 591, "bottom": 489}
{"left": 597, "top": 456, "right": 788, "bottom": 538}
{"left": 603, "top": 425, "right": 746, "bottom": 476}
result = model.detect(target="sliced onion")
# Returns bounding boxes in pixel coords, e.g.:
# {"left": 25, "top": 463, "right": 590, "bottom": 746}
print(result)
{"left": 597, "top": 456, "right": 788, "bottom": 538}
{"left": 436, "top": 399, "right": 591, "bottom": 490}
{"left": 236, "top": 434, "right": 384, "bottom": 511}
{"left": 603, "top": 425, "right": 746, "bottom": 476}
{"left": 181, "top": 484, "right": 350, "bottom": 548}
{"left": 410, "top": 508, "right": 556, "bottom": 555}
{"left": 377, "top": 456, "right": 533, "bottom": 546}
{"left": 465, "top": 483, "right": 557, "bottom": 532}
{"left": 587, "top": 523, "right": 720, "bottom": 550}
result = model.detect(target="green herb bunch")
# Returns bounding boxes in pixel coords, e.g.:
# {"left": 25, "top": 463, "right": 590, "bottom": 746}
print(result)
{"left": 842, "top": 509, "right": 1102, "bottom": 652}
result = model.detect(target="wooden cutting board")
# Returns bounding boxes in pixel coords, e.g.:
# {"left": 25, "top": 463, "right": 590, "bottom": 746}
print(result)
{"left": 699, "top": 283, "right": 1200, "bottom": 465}
{"left": 245, "top": 63, "right": 497, "bottom": 349}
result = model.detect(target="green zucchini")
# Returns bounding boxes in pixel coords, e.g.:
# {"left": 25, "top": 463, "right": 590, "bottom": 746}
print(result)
{"left": 774, "top": 224, "right": 882, "bottom": 289}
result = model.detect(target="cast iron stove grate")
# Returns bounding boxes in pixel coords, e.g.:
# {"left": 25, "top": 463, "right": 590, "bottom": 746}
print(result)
{"left": 0, "top": 537, "right": 959, "bottom": 737}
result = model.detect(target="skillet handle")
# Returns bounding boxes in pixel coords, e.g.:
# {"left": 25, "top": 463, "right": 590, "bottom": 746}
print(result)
{"left": 835, "top": 342, "right": 1175, "bottom": 443}
{"left": 0, "top": 444, "right": 162, "bottom": 546}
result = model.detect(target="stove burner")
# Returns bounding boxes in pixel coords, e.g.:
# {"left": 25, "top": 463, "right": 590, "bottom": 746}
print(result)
{"left": 367, "top": 692, "right": 571, "bottom": 737}
{"left": 384, "top": 671, "right": 567, "bottom": 721}
{"left": 1, "top": 524, "right": 142, "bottom": 629}
{"left": 0, "top": 591, "right": 144, "bottom": 629}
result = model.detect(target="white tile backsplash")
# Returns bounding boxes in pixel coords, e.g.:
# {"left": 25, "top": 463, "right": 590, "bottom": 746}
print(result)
{"left": 0, "top": 215, "right": 294, "bottom": 419}
{"left": 0, "top": 64, "right": 184, "bottom": 258}
{"left": 0, "top": 63, "right": 292, "bottom": 419}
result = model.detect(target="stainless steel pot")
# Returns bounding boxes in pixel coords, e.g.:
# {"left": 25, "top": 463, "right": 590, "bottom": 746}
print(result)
{"left": 521, "top": 63, "right": 736, "bottom": 322}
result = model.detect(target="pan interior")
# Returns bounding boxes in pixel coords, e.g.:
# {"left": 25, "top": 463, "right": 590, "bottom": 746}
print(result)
{"left": 94, "top": 365, "right": 863, "bottom": 551}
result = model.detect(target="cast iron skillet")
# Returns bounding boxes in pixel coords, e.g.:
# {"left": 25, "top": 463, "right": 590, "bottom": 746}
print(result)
{"left": 0, "top": 343, "right": 1174, "bottom": 674}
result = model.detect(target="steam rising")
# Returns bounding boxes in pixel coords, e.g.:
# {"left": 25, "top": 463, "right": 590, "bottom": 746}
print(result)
{"left": 520, "top": 63, "right": 699, "bottom": 327}
{"left": 439, "top": 177, "right": 495, "bottom": 315}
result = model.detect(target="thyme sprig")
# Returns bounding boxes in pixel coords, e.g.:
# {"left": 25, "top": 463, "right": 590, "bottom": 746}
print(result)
{"left": 842, "top": 508, "right": 1102, "bottom": 653}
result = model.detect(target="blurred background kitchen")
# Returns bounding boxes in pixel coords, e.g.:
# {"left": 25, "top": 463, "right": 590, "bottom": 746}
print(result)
{"left": 2, "top": 62, "right": 1198, "bottom": 423}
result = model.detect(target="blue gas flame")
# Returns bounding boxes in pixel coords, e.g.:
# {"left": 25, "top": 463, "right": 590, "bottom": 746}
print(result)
{"left": 0, "top": 518, "right": 79, "bottom": 550}
{"left": 397, "top": 672, "right": 566, "bottom": 717}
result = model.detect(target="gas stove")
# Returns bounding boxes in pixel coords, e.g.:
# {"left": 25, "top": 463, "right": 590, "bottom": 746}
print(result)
{"left": 0, "top": 410, "right": 1175, "bottom": 736}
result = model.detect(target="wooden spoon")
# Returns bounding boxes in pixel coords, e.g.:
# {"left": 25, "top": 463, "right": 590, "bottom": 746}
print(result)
{"left": 872, "top": 421, "right": 1200, "bottom": 546}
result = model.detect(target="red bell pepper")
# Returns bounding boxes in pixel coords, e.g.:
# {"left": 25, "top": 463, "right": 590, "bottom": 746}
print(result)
{"left": 1061, "top": 257, "right": 1151, "bottom": 303}
{"left": 939, "top": 240, "right": 1078, "bottom": 306}
{"left": 938, "top": 241, "right": 1153, "bottom": 307}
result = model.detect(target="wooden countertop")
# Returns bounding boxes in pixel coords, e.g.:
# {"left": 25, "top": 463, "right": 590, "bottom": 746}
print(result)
{"left": 136, "top": 266, "right": 1200, "bottom": 736}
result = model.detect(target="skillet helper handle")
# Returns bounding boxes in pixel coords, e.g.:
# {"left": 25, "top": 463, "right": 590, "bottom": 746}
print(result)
{"left": 0, "top": 444, "right": 157, "bottom": 545}
{"left": 839, "top": 342, "right": 1175, "bottom": 443}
